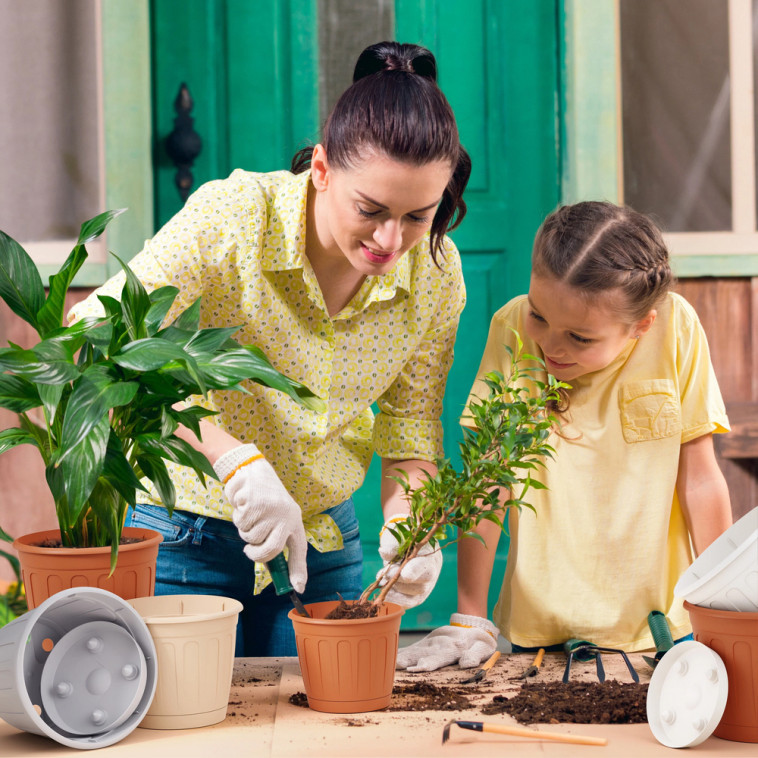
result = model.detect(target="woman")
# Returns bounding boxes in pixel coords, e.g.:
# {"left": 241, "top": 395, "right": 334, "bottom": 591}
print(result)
{"left": 71, "top": 41, "right": 471, "bottom": 656}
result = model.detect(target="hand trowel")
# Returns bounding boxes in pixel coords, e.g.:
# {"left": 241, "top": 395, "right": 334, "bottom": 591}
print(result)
{"left": 267, "top": 552, "right": 310, "bottom": 617}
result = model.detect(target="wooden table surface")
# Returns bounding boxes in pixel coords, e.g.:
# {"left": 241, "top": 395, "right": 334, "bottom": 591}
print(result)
{"left": 1, "top": 652, "right": 754, "bottom": 757}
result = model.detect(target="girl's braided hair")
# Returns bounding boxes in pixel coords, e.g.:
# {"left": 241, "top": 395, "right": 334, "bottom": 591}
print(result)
{"left": 532, "top": 201, "right": 674, "bottom": 324}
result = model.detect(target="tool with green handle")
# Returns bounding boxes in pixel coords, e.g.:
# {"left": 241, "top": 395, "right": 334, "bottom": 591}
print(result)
{"left": 642, "top": 610, "right": 674, "bottom": 669}
{"left": 267, "top": 552, "right": 310, "bottom": 617}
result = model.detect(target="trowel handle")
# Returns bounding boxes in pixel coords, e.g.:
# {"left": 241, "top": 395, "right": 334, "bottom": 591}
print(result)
{"left": 648, "top": 611, "right": 674, "bottom": 653}
{"left": 267, "top": 552, "right": 294, "bottom": 596}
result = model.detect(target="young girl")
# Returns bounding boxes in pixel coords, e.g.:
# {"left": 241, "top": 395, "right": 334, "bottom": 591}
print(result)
{"left": 397, "top": 201, "right": 733, "bottom": 671}
{"left": 70, "top": 41, "right": 470, "bottom": 656}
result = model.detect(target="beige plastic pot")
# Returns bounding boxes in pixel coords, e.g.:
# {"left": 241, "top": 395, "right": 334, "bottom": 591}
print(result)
{"left": 289, "top": 600, "right": 404, "bottom": 714}
{"left": 127, "top": 595, "right": 242, "bottom": 729}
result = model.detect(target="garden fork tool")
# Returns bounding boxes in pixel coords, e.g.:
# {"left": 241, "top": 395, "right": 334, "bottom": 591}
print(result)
{"left": 460, "top": 650, "right": 501, "bottom": 684}
{"left": 562, "top": 638, "right": 639, "bottom": 683}
{"left": 642, "top": 610, "right": 674, "bottom": 669}
{"left": 268, "top": 552, "right": 310, "bottom": 617}
{"left": 441, "top": 720, "right": 607, "bottom": 746}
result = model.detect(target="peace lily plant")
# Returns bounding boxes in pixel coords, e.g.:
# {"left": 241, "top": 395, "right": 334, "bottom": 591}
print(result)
{"left": 0, "top": 210, "right": 323, "bottom": 572}
{"left": 352, "top": 338, "right": 567, "bottom": 616}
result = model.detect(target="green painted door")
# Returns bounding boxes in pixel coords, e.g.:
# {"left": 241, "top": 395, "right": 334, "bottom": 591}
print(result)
{"left": 150, "top": 0, "right": 559, "bottom": 629}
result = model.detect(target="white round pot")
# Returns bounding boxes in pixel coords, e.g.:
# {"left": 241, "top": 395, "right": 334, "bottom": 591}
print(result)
{"left": 0, "top": 587, "right": 157, "bottom": 749}
{"left": 127, "top": 594, "right": 242, "bottom": 729}
{"left": 675, "top": 507, "right": 758, "bottom": 611}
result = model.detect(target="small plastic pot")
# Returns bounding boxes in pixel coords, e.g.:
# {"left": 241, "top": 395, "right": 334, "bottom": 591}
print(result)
{"left": 0, "top": 587, "right": 157, "bottom": 749}
{"left": 127, "top": 594, "right": 242, "bottom": 729}
{"left": 289, "top": 600, "right": 404, "bottom": 713}
{"left": 675, "top": 507, "right": 758, "bottom": 612}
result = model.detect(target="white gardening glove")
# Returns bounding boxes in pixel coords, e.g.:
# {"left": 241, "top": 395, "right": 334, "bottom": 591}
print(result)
{"left": 395, "top": 613, "right": 499, "bottom": 671}
{"left": 377, "top": 514, "right": 443, "bottom": 608}
{"left": 213, "top": 444, "right": 308, "bottom": 593}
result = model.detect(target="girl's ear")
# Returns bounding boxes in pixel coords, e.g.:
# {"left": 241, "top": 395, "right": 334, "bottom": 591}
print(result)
{"left": 310, "top": 144, "right": 330, "bottom": 191}
{"left": 633, "top": 309, "right": 657, "bottom": 339}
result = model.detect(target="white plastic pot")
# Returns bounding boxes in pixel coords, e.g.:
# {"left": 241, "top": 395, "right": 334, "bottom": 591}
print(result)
{"left": 0, "top": 587, "right": 157, "bottom": 749}
{"left": 127, "top": 594, "right": 242, "bottom": 729}
{"left": 674, "top": 507, "right": 758, "bottom": 611}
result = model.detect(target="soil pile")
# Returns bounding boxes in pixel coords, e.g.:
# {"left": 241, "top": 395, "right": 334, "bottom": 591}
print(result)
{"left": 482, "top": 681, "right": 649, "bottom": 724}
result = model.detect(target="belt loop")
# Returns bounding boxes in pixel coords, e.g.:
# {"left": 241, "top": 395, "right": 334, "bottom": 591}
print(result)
{"left": 191, "top": 516, "right": 207, "bottom": 545}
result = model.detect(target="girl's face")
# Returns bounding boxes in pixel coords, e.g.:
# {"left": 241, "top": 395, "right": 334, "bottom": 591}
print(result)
{"left": 525, "top": 273, "right": 656, "bottom": 382}
{"left": 310, "top": 145, "right": 452, "bottom": 276}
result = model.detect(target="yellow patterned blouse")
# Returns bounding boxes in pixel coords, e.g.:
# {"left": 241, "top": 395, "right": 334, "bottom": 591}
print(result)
{"left": 70, "top": 169, "right": 466, "bottom": 591}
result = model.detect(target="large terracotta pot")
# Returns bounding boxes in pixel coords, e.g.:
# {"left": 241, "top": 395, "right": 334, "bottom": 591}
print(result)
{"left": 685, "top": 600, "right": 758, "bottom": 743}
{"left": 288, "top": 599, "right": 404, "bottom": 714}
{"left": 13, "top": 527, "right": 162, "bottom": 609}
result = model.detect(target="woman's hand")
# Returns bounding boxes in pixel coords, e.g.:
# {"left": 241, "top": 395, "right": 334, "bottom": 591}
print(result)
{"left": 377, "top": 514, "right": 442, "bottom": 607}
{"left": 214, "top": 444, "right": 308, "bottom": 592}
{"left": 395, "top": 613, "right": 499, "bottom": 671}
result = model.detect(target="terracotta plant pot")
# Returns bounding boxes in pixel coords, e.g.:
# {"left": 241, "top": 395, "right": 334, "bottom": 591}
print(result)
{"left": 13, "top": 527, "right": 162, "bottom": 609}
{"left": 288, "top": 600, "right": 404, "bottom": 714}
{"left": 127, "top": 594, "right": 243, "bottom": 729}
{"left": 685, "top": 600, "right": 758, "bottom": 743}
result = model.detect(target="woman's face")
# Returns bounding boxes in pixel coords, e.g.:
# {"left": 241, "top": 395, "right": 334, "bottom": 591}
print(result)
{"left": 310, "top": 145, "right": 452, "bottom": 276}
{"left": 525, "top": 273, "right": 655, "bottom": 382}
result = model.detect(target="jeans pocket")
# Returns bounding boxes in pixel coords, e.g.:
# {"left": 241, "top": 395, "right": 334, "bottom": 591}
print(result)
{"left": 130, "top": 506, "right": 192, "bottom": 547}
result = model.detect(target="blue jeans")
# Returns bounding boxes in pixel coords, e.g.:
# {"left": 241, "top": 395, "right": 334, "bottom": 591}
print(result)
{"left": 125, "top": 499, "right": 363, "bottom": 657}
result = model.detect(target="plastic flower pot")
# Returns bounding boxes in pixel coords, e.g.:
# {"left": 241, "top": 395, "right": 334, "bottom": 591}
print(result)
{"left": 0, "top": 587, "right": 157, "bottom": 749}
{"left": 675, "top": 507, "right": 758, "bottom": 612}
{"left": 13, "top": 527, "right": 163, "bottom": 609}
{"left": 685, "top": 600, "right": 758, "bottom": 743}
{"left": 127, "top": 594, "right": 243, "bottom": 729}
{"left": 288, "top": 600, "right": 404, "bottom": 714}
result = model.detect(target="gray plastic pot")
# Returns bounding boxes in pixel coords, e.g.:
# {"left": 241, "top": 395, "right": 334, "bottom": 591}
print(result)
{"left": 0, "top": 587, "right": 157, "bottom": 749}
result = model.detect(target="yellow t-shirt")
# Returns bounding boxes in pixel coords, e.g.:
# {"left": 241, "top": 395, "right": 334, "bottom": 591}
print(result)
{"left": 466, "top": 292, "right": 729, "bottom": 651}
{"left": 70, "top": 168, "right": 466, "bottom": 592}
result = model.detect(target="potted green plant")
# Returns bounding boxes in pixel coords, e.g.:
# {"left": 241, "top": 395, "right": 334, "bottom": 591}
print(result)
{"left": 0, "top": 210, "right": 322, "bottom": 608}
{"left": 289, "top": 340, "right": 567, "bottom": 713}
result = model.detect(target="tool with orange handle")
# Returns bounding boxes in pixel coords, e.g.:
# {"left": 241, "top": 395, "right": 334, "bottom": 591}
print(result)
{"left": 441, "top": 720, "right": 608, "bottom": 746}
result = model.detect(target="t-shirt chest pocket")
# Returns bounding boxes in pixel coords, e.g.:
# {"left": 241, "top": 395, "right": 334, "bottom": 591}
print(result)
{"left": 619, "top": 379, "right": 682, "bottom": 443}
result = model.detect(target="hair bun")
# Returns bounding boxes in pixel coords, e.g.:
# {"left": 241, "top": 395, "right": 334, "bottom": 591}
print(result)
{"left": 353, "top": 41, "right": 438, "bottom": 83}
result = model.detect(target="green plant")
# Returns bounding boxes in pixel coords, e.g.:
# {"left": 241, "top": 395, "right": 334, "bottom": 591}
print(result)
{"left": 360, "top": 338, "right": 568, "bottom": 609}
{"left": 0, "top": 210, "right": 323, "bottom": 571}
{"left": 0, "top": 525, "right": 27, "bottom": 627}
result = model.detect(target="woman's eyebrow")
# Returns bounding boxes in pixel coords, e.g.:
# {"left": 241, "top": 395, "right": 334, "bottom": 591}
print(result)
{"left": 356, "top": 191, "right": 440, "bottom": 213}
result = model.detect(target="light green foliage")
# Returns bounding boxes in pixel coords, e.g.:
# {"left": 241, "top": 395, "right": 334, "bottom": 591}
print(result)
{"left": 0, "top": 525, "right": 26, "bottom": 627}
{"left": 0, "top": 210, "right": 324, "bottom": 572}
{"left": 363, "top": 337, "right": 569, "bottom": 605}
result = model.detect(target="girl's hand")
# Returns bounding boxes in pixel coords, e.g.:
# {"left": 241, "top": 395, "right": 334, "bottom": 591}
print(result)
{"left": 377, "top": 514, "right": 443, "bottom": 607}
{"left": 395, "top": 613, "right": 499, "bottom": 671}
{"left": 214, "top": 444, "right": 308, "bottom": 593}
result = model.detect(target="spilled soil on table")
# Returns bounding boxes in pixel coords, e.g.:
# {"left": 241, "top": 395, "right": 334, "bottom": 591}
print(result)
{"left": 290, "top": 680, "right": 648, "bottom": 724}
{"left": 482, "top": 681, "right": 649, "bottom": 724}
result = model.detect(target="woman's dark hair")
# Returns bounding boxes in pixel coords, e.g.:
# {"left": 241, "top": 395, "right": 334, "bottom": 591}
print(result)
{"left": 532, "top": 201, "right": 674, "bottom": 324}
{"left": 291, "top": 41, "right": 471, "bottom": 264}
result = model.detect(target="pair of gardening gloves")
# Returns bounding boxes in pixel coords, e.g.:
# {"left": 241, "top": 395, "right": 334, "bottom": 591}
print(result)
{"left": 212, "top": 443, "right": 442, "bottom": 607}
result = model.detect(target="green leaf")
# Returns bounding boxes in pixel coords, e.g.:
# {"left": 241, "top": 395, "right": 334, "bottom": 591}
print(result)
{"left": 77, "top": 208, "right": 127, "bottom": 245}
{"left": 110, "top": 338, "right": 197, "bottom": 372}
{"left": 0, "top": 427, "right": 38, "bottom": 455}
{"left": 183, "top": 326, "right": 242, "bottom": 357}
{"left": 37, "top": 382, "right": 64, "bottom": 425}
{"left": 135, "top": 434, "right": 216, "bottom": 481}
{"left": 144, "top": 285, "right": 180, "bottom": 335}
{"left": 58, "top": 366, "right": 139, "bottom": 462}
{"left": 55, "top": 412, "right": 110, "bottom": 527}
{"left": 136, "top": 454, "right": 176, "bottom": 511}
{"left": 172, "top": 405, "right": 217, "bottom": 439}
{"left": 0, "top": 230, "right": 45, "bottom": 331}
{"left": 0, "top": 375, "right": 40, "bottom": 413}
{"left": 37, "top": 244, "right": 88, "bottom": 336}
{"left": 113, "top": 253, "right": 151, "bottom": 341}
{"left": 0, "top": 525, "right": 14, "bottom": 543}
{"left": 170, "top": 297, "right": 201, "bottom": 331}
{"left": 102, "top": 432, "right": 147, "bottom": 503}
